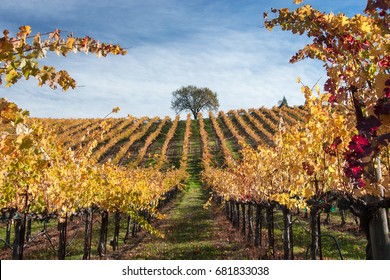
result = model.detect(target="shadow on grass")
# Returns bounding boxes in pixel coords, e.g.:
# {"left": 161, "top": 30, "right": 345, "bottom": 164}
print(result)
{"left": 126, "top": 174, "right": 245, "bottom": 260}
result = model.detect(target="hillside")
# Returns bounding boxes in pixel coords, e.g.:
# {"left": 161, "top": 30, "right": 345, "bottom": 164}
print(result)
{"left": 43, "top": 106, "right": 307, "bottom": 171}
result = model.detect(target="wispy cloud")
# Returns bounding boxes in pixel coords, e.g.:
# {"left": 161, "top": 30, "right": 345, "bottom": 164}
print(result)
{"left": 0, "top": 0, "right": 364, "bottom": 118}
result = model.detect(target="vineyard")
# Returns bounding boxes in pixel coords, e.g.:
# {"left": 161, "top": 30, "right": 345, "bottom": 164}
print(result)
{"left": 1, "top": 0, "right": 389, "bottom": 262}
{"left": 1, "top": 98, "right": 386, "bottom": 260}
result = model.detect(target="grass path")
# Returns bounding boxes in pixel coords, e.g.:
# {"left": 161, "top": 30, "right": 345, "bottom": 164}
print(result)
{"left": 111, "top": 160, "right": 251, "bottom": 260}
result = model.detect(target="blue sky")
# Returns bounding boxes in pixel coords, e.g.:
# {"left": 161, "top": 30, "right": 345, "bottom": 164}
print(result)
{"left": 0, "top": 0, "right": 366, "bottom": 119}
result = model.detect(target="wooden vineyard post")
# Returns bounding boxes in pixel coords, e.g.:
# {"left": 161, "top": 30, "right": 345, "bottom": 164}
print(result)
{"left": 230, "top": 201, "right": 235, "bottom": 225}
{"left": 83, "top": 208, "right": 94, "bottom": 260}
{"left": 241, "top": 203, "right": 246, "bottom": 237}
{"left": 5, "top": 219, "right": 12, "bottom": 249}
{"left": 131, "top": 220, "right": 138, "bottom": 238}
{"left": 58, "top": 214, "right": 68, "bottom": 260}
{"left": 25, "top": 217, "right": 32, "bottom": 243}
{"left": 225, "top": 201, "right": 230, "bottom": 220}
{"left": 124, "top": 215, "right": 132, "bottom": 243}
{"left": 366, "top": 158, "right": 390, "bottom": 259}
{"left": 235, "top": 202, "right": 240, "bottom": 229}
{"left": 12, "top": 213, "right": 26, "bottom": 260}
{"left": 111, "top": 211, "right": 121, "bottom": 251}
{"left": 309, "top": 206, "right": 320, "bottom": 260}
{"left": 340, "top": 209, "right": 346, "bottom": 226}
{"left": 387, "top": 209, "right": 390, "bottom": 230}
{"left": 98, "top": 211, "right": 109, "bottom": 258}
{"left": 266, "top": 204, "right": 274, "bottom": 256}
{"left": 247, "top": 203, "right": 253, "bottom": 245}
{"left": 228, "top": 201, "right": 232, "bottom": 224}
{"left": 282, "top": 206, "right": 294, "bottom": 260}
{"left": 13, "top": 189, "right": 29, "bottom": 260}
{"left": 254, "top": 203, "right": 263, "bottom": 247}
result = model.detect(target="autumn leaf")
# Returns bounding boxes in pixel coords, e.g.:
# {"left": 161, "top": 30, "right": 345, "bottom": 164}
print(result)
{"left": 328, "top": 166, "right": 336, "bottom": 173}
{"left": 18, "top": 135, "right": 34, "bottom": 150}
{"left": 66, "top": 37, "right": 75, "bottom": 49}
{"left": 112, "top": 107, "right": 121, "bottom": 113}
{"left": 5, "top": 69, "right": 19, "bottom": 87}
{"left": 17, "top": 25, "right": 32, "bottom": 38}
{"left": 303, "top": 188, "right": 314, "bottom": 198}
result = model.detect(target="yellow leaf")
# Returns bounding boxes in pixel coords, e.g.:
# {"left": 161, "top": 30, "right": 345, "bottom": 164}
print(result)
{"left": 66, "top": 37, "right": 75, "bottom": 49}
{"left": 360, "top": 20, "right": 371, "bottom": 33}
{"left": 33, "top": 33, "right": 41, "bottom": 44}
{"left": 5, "top": 69, "right": 19, "bottom": 86}
{"left": 315, "top": 84, "right": 320, "bottom": 94}
{"left": 0, "top": 137, "right": 14, "bottom": 154}
{"left": 328, "top": 166, "right": 335, "bottom": 173}
{"left": 293, "top": 0, "right": 303, "bottom": 4}
{"left": 17, "top": 25, "right": 31, "bottom": 38}
{"left": 301, "top": 85, "right": 312, "bottom": 99}
{"left": 18, "top": 135, "right": 34, "bottom": 150}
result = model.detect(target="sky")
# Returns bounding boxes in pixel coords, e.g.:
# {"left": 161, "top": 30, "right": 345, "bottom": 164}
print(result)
{"left": 0, "top": 0, "right": 366, "bottom": 119}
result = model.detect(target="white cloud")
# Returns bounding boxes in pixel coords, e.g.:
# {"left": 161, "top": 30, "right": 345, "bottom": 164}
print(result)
{"left": 1, "top": 28, "right": 324, "bottom": 119}
{"left": 1, "top": 0, "right": 361, "bottom": 119}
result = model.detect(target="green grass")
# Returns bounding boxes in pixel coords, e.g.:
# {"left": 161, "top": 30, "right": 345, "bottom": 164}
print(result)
{"left": 0, "top": 219, "right": 57, "bottom": 259}
{"left": 166, "top": 119, "right": 187, "bottom": 169}
{"left": 203, "top": 118, "right": 224, "bottom": 166}
{"left": 215, "top": 117, "right": 241, "bottom": 160}
{"left": 130, "top": 181, "right": 221, "bottom": 259}
{"left": 117, "top": 176, "right": 251, "bottom": 260}
{"left": 0, "top": 212, "right": 146, "bottom": 260}
{"left": 141, "top": 120, "right": 173, "bottom": 167}
{"left": 271, "top": 210, "right": 366, "bottom": 260}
